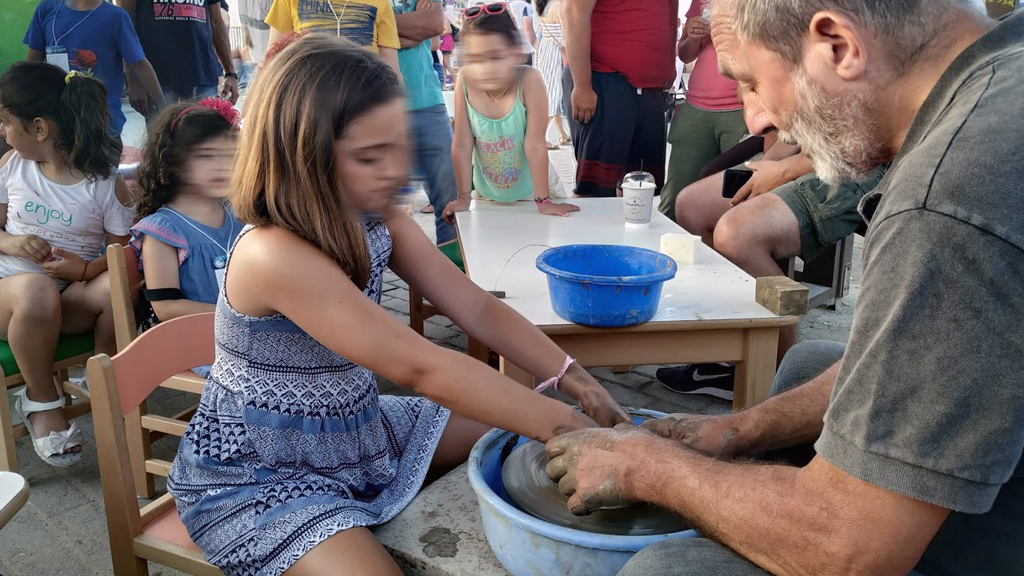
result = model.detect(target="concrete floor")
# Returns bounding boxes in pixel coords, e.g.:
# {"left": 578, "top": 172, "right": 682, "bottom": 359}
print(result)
{"left": 0, "top": 100, "right": 859, "bottom": 576}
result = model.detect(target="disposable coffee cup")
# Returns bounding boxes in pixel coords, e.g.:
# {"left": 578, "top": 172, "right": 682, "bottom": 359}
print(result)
{"left": 621, "top": 171, "right": 656, "bottom": 227}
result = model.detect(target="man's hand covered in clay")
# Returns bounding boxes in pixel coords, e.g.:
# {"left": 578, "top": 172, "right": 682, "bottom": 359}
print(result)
{"left": 545, "top": 424, "right": 671, "bottom": 515}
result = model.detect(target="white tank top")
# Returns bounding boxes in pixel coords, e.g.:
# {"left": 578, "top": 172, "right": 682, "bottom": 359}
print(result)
{"left": 0, "top": 151, "right": 132, "bottom": 285}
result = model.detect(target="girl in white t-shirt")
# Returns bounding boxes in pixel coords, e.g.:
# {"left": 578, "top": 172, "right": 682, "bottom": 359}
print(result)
{"left": 0, "top": 63, "right": 133, "bottom": 467}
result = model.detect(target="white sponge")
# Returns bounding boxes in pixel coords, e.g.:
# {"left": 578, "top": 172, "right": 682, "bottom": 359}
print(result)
{"left": 659, "top": 233, "right": 701, "bottom": 265}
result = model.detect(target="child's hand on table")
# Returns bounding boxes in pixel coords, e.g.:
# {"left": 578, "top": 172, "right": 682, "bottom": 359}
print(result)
{"left": 443, "top": 196, "right": 472, "bottom": 224}
{"left": 538, "top": 201, "right": 581, "bottom": 218}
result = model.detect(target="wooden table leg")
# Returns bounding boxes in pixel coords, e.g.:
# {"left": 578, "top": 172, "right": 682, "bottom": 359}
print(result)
{"left": 732, "top": 327, "right": 779, "bottom": 410}
{"left": 468, "top": 337, "right": 488, "bottom": 363}
{"left": 499, "top": 357, "right": 534, "bottom": 388}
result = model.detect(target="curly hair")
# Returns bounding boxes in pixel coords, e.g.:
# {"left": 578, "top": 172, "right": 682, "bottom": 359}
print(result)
{"left": 135, "top": 102, "right": 235, "bottom": 219}
{"left": 0, "top": 62, "right": 119, "bottom": 180}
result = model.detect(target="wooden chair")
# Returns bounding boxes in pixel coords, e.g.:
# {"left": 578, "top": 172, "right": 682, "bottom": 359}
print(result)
{"left": 1, "top": 335, "right": 93, "bottom": 472}
{"left": 108, "top": 244, "right": 206, "bottom": 498}
{"left": 409, "top": 239, "right": 465, "bottom": 334}
{"left": 408, "top": 240, "right": 487, "bottom": 362}
{"left": 87, "top": 312, "right": 222, "bottom": 576}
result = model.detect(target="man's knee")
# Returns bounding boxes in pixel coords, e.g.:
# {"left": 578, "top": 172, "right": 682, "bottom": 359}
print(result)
{"left": 714, "top": 195, "right": 799, "bottom": 261}
{"left": 675, "top": 173, "right": 724, "bottom": 233}
{"left": 619, "top": 538, "right": 770, "bottom": 576}
{"left": 712, "top": 203, "right": 760, "bottom": 259}
{"left": 771, "top": 340, "right": 847, "bottom": 396}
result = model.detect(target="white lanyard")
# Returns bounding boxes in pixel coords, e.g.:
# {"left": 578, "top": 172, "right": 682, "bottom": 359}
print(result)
{"left": 326, "top": 0, "right": 351, "bottom": 37}
{"left": 162, "top": 207, "right": 236, "bottom": 268}
{"left": 51, "top": 0, "right": 101, "bottom": 46}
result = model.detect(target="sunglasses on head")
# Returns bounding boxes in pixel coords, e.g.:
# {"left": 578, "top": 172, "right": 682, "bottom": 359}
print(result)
{"left": 464, "top": 2, "right": 508, "bottom": 20}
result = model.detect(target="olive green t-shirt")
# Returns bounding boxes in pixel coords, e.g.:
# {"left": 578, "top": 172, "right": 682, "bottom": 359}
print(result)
{"left": 815, "top": 11, "right": 1024, "bottom": 576}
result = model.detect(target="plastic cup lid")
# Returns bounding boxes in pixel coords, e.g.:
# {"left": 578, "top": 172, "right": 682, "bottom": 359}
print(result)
{"left": 622, "top": 171, "right": 656, "bottom": 186}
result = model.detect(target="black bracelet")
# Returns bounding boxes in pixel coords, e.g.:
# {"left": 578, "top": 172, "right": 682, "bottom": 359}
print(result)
{"left": 224, "top": 71, "right": 238, "bottom": 80}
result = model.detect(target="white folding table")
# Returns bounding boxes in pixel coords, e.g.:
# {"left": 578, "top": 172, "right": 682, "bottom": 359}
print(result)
{"left": 455, "top": 198, "right": 799, "bottom": 409}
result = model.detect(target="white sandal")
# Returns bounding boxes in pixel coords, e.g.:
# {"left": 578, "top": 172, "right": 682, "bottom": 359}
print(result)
{"left": 13, "top": 388, "right": 83, "bottom": 467}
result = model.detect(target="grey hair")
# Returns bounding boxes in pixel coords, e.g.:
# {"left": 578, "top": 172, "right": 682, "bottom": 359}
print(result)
{"left": 719, "top": 0, "right": 986, "bottom": 73}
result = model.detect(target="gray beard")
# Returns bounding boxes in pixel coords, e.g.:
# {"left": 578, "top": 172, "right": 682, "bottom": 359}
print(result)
{"left": 781, "top": 71, "right": 884, "bottom": 185}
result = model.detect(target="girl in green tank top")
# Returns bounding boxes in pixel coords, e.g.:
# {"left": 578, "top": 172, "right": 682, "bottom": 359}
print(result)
{"left": 443, "top": 4, "right": 579, "bottom": 222}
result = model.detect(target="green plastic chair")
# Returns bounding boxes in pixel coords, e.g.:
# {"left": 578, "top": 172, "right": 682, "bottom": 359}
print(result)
{"left": 1, "top": 333, "right": 94, "bottom": 472}
{"left": 439, "top": 239, "right": 465, "bottom": 273}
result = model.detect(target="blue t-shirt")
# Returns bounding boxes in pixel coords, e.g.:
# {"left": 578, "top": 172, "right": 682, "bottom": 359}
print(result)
{"left": 23, "top": 0, "right": 146, "bottom": 135}
{"left": 135, "top": 0, "right": 223, "bottom": 94}
{"left": 390, "top": 0, "right": 444, "bottom": 111}
{"left": 130, "top": 205, "right": 243, "bottom": 306}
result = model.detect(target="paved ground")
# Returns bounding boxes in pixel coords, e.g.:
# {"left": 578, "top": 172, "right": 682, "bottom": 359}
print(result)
{"left": 0, "top": 101, "right": 860, "bottom": 576}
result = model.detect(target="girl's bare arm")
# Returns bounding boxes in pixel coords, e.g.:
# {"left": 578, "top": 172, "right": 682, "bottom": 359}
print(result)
{"left": 521, "top": 68, "right": 551, "bottom": 201}
{"left": 225, "top": 224, "right": 597, "bottom": 442}
{"left": 139, "top": 236, "right": 215, "bottom": 321}
{"left": 451, "top": 72, "right": 476, "bottom": 199}
{"left": 387, "top": 209, "right": 626, "bottom": 426}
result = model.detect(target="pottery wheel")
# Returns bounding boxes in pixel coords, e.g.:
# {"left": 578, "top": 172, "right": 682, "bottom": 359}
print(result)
{"left": 502, "top": 440, "right": 690, "bottom": 536}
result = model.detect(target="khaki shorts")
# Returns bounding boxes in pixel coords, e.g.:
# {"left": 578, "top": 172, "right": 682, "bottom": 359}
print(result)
{"left": 773, "top": 166, "right": 886, "bottom": 261}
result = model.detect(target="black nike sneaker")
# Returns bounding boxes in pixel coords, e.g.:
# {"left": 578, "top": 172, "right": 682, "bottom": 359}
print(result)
{"left": 655, "top": 363, "right": 735, "bottom": 400}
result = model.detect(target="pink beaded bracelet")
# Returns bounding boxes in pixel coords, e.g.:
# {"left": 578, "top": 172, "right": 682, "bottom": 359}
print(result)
{"left": 535, "top": 356, "right": 575, "bottom": 393}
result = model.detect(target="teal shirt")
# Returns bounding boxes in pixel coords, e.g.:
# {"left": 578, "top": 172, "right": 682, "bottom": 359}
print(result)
{"left": 465, "top": 69, "right": 533, "bottom": 203}
{"left": 391, "top": 0, "right": 445, "bottom": 111}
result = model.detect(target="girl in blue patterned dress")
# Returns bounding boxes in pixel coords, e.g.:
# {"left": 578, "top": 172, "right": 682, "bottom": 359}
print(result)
{"left": 130, "top": 99, "right": 241, "bottom": 377}
{"left": 167, "top": 34, "right": 629, "bottom": 576}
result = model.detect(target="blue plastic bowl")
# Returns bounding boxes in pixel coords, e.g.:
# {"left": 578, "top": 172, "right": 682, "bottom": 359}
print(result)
{"left": 467, "top": 410, "right": 697, "bottom": 576}
{"left": 536, "top": 244, "right": 677, "bottom": 327}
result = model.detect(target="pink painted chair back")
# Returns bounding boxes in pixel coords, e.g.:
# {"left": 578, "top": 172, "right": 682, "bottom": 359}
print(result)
{"left": 87, "top": 313, "right": 221, "bottom": 576}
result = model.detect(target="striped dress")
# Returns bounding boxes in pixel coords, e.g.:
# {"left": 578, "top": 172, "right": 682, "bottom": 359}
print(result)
{"left": 167, "top": 222, "right": 451, "bottom": 576}
{"left": 535, "top": 19, "right": 564, "bottom": 115}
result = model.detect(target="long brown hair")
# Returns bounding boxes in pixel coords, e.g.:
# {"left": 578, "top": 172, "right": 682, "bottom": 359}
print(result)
{"left": 231, "top": 35, "right": 403, "bottom": 290}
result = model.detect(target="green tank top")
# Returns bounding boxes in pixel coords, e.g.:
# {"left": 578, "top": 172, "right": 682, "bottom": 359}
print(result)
{"left": 465, "top": 68, "right": 533, "bottom": 203}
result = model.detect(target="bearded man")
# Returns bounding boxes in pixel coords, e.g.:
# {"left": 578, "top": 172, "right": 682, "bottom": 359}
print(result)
{"left": 544, "top": 2, "right": 1024, "bottom": 576}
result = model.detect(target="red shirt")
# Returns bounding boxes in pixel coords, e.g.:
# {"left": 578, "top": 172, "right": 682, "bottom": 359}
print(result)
{"left": 590, "top": 0, "right": 679, "bottom": 89}
{"left": 683, "top": 0, "right": 741, "bottom": 110}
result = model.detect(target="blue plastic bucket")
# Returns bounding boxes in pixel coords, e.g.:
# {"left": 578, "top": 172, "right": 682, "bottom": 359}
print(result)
{"left": 467, "top": 411, "right": 697, "bottom": 576}
{"left": 536, "top": 244, "right": 677, "bottom": 327}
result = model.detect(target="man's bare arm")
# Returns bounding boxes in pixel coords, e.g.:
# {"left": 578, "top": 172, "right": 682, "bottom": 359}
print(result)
{"left": 644, "top": 360, "right": 839, "bottom": 457}
{"left": 630, "top": 449, "right": 950, "bottom": 576}
{"left": 396, "top": 2, "right": 444, "bottom": 44}
{"left": 126, "top": 59, "right": 166, "bottom": 113}
{"left": 548, "top": 427, "right": 949, "bottom": 576}
{"left": 762, "top": 139, "right": 802, "bottom": 161}
{"left": 523, "top": 16, "right": 537, "bottom": 46}
{"left": 563, "top": 0, "right": 595, "bottom": 90}
{"left": 208, "top": 3, "right": 235, "bottom": 75}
